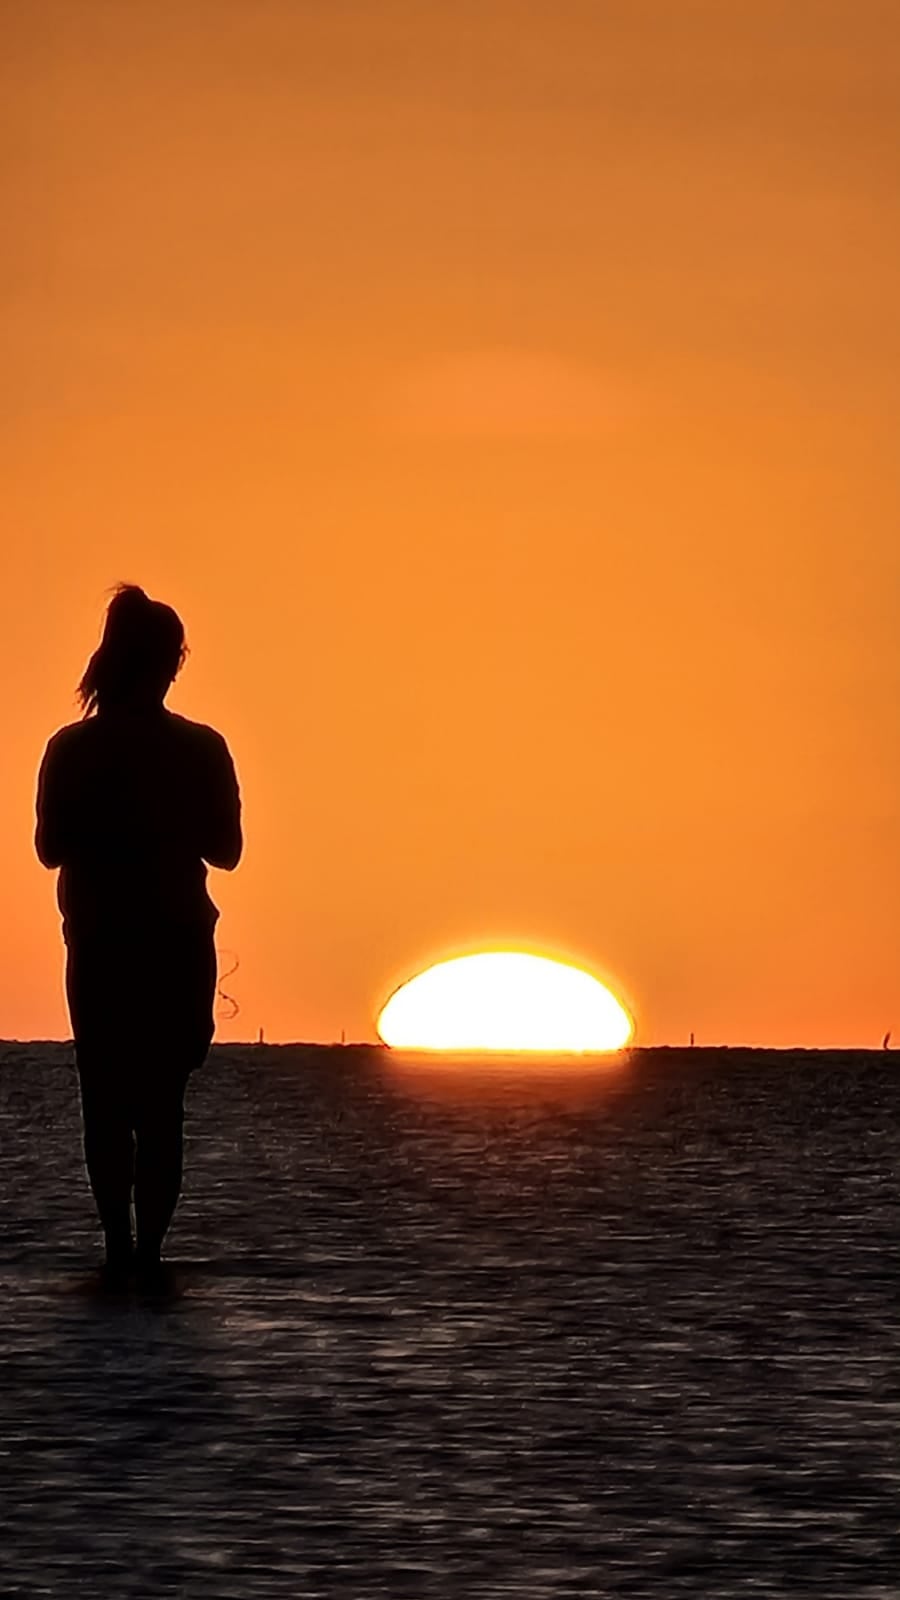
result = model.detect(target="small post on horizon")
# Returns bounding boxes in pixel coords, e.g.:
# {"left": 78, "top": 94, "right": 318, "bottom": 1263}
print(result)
{"left": 690, "top": 1031, "right": 695, "bottom": 1048}
{"left": 341, "top": 1028, "right": 346, "bottom": 1046}
{"left": 258, "top": 1026, "right": 264, "bottom": 1046}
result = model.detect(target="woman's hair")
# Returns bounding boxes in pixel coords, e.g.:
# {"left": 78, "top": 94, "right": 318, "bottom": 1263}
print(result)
{"left": 78, "top": 585, "right": 188, "bottom": 715}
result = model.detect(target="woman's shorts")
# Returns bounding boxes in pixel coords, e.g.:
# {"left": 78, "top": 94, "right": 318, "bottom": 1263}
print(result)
{"left": 66, "top": 924, "right": 218, "bottom": 1074}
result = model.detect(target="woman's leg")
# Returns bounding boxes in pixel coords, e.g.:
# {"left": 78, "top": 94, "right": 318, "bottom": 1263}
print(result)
{"left": 68, "top": 942, "right": 135, "bottom": 1267}
{"left": 133, "top": 924, "right": 217, "bottom": 1266}
{"left": 76, "top": 1059, "right": 136, "bottom": 1267}
{"left": 132, "top": 1069, "right": 190, "bottom": 1266}
{"left": 69, "top": 927, "right": 216, "bottom": 1273}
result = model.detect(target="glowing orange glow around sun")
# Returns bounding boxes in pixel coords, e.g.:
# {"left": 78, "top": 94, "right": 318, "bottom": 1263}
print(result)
{"left": 377, "top": 953, "right": 634, "bottom": 1052}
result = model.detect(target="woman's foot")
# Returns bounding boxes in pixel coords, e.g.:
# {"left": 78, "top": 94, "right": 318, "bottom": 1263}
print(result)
{"left": 135, "top": 1241, "right": 177, "bottom": 1299}
{"left": 135, "top": 1258, "right": 178, "bottom": 1300}
{"left": 97, "top": 1258, "right": 134, "bottom": 1296}
{"left": 101, "top": 1231, "right": 135, "bottom": 1291}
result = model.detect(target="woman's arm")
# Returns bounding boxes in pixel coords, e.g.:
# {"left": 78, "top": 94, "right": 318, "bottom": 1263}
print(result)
{"left": 34, "top": 733, "right": 70, "bottom": 868}
{"left": 201, "top": 731, "right": 243, "bottom": 871}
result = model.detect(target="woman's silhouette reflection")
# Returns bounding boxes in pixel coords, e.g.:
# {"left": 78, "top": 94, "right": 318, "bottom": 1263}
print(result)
{"left": 35, "top": 585, "right": 242, "bottom": 1290}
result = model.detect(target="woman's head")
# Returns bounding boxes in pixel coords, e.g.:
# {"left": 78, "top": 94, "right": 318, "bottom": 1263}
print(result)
{"left": 78, "top": 585, "right": 187, "bottom": 715}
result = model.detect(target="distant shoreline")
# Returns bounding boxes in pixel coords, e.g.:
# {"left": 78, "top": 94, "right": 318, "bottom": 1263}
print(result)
{"left": 0, "top": 1039, "right": 895, "bottom": 1058}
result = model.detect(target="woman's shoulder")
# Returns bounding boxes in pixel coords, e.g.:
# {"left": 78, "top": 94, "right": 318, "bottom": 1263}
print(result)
{"left": 164, "top": 712, "right": 233, "bottom": 758}
{"left": 41, "top": 718, "right": 95, "bottom": 762}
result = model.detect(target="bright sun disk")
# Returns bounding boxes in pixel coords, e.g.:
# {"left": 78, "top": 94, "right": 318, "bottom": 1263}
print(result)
{"left": 377, "top": 952, "right": 633, "bottom": 1052}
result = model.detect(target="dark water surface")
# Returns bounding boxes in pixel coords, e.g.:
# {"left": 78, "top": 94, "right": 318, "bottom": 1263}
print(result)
{"left": 2, "top": 1042, "right": 899, "bottom": 1596}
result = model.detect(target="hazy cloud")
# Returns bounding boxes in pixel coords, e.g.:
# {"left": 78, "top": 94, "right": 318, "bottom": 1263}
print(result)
{"left": 380, "top": 349, "right": 633, "bottom": 438}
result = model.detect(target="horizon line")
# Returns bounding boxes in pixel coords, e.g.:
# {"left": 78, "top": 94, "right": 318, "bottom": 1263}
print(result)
{"left": 0, "top": 1037, "right": 895, "bottom": 1055}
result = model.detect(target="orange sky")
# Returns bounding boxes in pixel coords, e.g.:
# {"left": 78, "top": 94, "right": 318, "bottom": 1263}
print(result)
{"left": 4, "top": 1, "right": 899, "bottom": 1046}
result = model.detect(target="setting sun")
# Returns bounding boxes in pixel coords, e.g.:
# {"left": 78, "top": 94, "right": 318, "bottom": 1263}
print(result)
{"left": 377, "top": 952, "right": 633, "bottom": 1052}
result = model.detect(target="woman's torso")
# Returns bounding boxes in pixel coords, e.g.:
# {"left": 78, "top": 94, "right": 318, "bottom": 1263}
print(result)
{"left": 52, "top": 709, "right": 223, "bottom": 943}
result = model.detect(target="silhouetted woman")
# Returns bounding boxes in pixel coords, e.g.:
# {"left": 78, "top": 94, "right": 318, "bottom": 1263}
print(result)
{"left": 35, "top": 585, "right": 242, "bottom": 1289}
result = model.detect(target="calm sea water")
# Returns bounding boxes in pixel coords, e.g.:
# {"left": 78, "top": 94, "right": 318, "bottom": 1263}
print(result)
{"left": 1, "top": 1041, "right": 899, "bottom": 1597}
